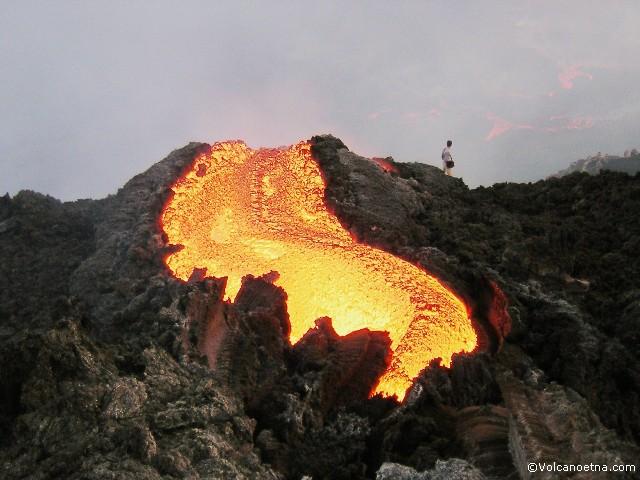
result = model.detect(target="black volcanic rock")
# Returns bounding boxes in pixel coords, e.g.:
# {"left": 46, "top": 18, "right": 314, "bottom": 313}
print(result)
{"left": 0, "top": 191, "right": 94, "bottom": 333}
{"left": 199, "top": 275, "right": 292, "bottom": 411}
{"left": 410, "top": 354, "right": 502, "bottom": 409}
{"left": 1, "top": 320, "right": 278, "bottom": 479}
{"left": 376, "top": 459, "right": 486, "bottom": 480}
{"left": 292, "top": 316, "right": 392, "bottom": 412}
{"left": 69, "top": 142, "right": 210, "bottom": 341}
{"left": 2, "top": 135, "right": 640, "bottom": 479}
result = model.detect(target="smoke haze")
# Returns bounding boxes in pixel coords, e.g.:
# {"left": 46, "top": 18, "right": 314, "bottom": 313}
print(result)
{"left": 2, "top": 1, "right": 640, "bottom": 200}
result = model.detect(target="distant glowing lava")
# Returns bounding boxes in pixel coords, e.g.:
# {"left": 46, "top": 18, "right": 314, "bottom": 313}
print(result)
{"left": 485, "top": 113, "right": 534, "bottom": 141}
{"left": 558, "top": 65, "right": 593, "bottom": 89}
{"left": 160, "top": 141, "right": 477, "bottom": 399}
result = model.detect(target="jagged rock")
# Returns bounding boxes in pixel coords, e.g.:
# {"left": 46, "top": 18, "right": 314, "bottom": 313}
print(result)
{"left": 234, "top": 272, "right": 291, "bottom": 340}
{"left": 290, "top": 412, "right": 372, "bottom": 480}
{"left": 195, "top": 274, "right": 292, "bottom": 411}
{"left": 178, "top": 276, "right": 227, "bottom": 363}
{"left": 408, "top": 353, "right": 502, "bottom": 409}
{"left": 248, "top": 316, "right": 391, "bottom": 479}
{"left": 512, "top": 283, "right": 640, "bottom": 442}
{"left": 103, "top": 377, "right": 148, "bottom": 419}
{"left": 0, "top": 193, "right": 11, "bottom": 220}
{"left": 69, "top": 142, "right": 209, "bottom": 341}
{"left": 496, "top": 344, "right": 639, "bottom": 479}
{"left": 0, "top": 191, "right": 94, "bottom": 332}
{"left": 311, "top": 135, "right": 428, "bottom": 250}
{"left": 293, "top": 316, "right": 392, "bottom": 412}
{"left": 376, "top": 459, "right": 486, "bottom": 480}
{"left": 376, "top": 356, "right": 517, "bottom": 478}
{"left": 455, "top": 405, "right": 517, "bottom": 479}
{"left": 0, "top": 321, "right": 280, "bottom": 479}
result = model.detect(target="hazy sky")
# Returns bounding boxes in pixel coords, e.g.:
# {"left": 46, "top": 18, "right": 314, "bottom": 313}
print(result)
{"left": 2, "top": 1, "right": 640, "bottom": 200}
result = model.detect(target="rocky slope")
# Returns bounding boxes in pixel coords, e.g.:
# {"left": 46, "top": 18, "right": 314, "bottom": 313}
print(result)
{"left": 552, "top": 150, "right": 640, "bottom": 177}
{"left": 1, "top": 136, "right": 639, "bottom": 479}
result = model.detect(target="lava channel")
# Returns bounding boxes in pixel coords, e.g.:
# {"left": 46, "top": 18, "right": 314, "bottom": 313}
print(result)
{"left": 160, "top": 141, "right": 477, "bottom": 400}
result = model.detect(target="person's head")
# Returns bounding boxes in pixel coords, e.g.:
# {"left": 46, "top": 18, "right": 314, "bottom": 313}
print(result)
{"left": 447, "top": 140, "right": 452, "bottom": 147}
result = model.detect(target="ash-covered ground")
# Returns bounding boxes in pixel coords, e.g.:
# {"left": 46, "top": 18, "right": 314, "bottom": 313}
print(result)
{"left": 1, "top": 135, "right": 639, "bottom": 479}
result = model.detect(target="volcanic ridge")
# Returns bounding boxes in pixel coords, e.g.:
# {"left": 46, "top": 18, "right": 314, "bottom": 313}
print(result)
{"left": 1, "top": 135, "right": 639, "bottom": 479}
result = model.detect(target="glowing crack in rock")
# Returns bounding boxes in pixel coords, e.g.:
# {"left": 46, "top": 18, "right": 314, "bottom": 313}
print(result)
{"left": 371, "top": 157, "right": 399, "bottom": 174}
{"left": 160, "top": 141, "right": 477, "bottom": 400}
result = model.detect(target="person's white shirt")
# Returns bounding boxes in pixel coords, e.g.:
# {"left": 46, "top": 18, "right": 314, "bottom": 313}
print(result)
{"left": 442, "top": 147, "right": 452, "bottom": 170}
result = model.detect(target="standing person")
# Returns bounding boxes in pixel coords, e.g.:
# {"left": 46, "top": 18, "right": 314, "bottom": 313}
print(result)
{"left": 442, "top": 140, "right": 454, "bottom": 176}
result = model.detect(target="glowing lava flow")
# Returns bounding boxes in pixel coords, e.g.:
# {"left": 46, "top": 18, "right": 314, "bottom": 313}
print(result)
{"left": 160, "top": 141, "right": 477, "bottom": 399}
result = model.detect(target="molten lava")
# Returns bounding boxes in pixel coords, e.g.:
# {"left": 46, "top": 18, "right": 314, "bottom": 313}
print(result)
{"left": 160, "top": 141, "right": 477, "bottom": 399}
{"left": 371, "top": 157, "right": 399, "bottom": 174}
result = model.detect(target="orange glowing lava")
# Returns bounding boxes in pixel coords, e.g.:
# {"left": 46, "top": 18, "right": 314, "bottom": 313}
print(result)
{"left": 371, "top": 157, "right": 399, "bottom": 174}
{"left": 160, "top": 141, "right": 477, "bottom": 399}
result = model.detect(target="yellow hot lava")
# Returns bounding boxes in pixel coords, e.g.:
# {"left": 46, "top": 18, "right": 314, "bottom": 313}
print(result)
{"left": 161, "top": 141, "right": 477, "bottom": 400}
